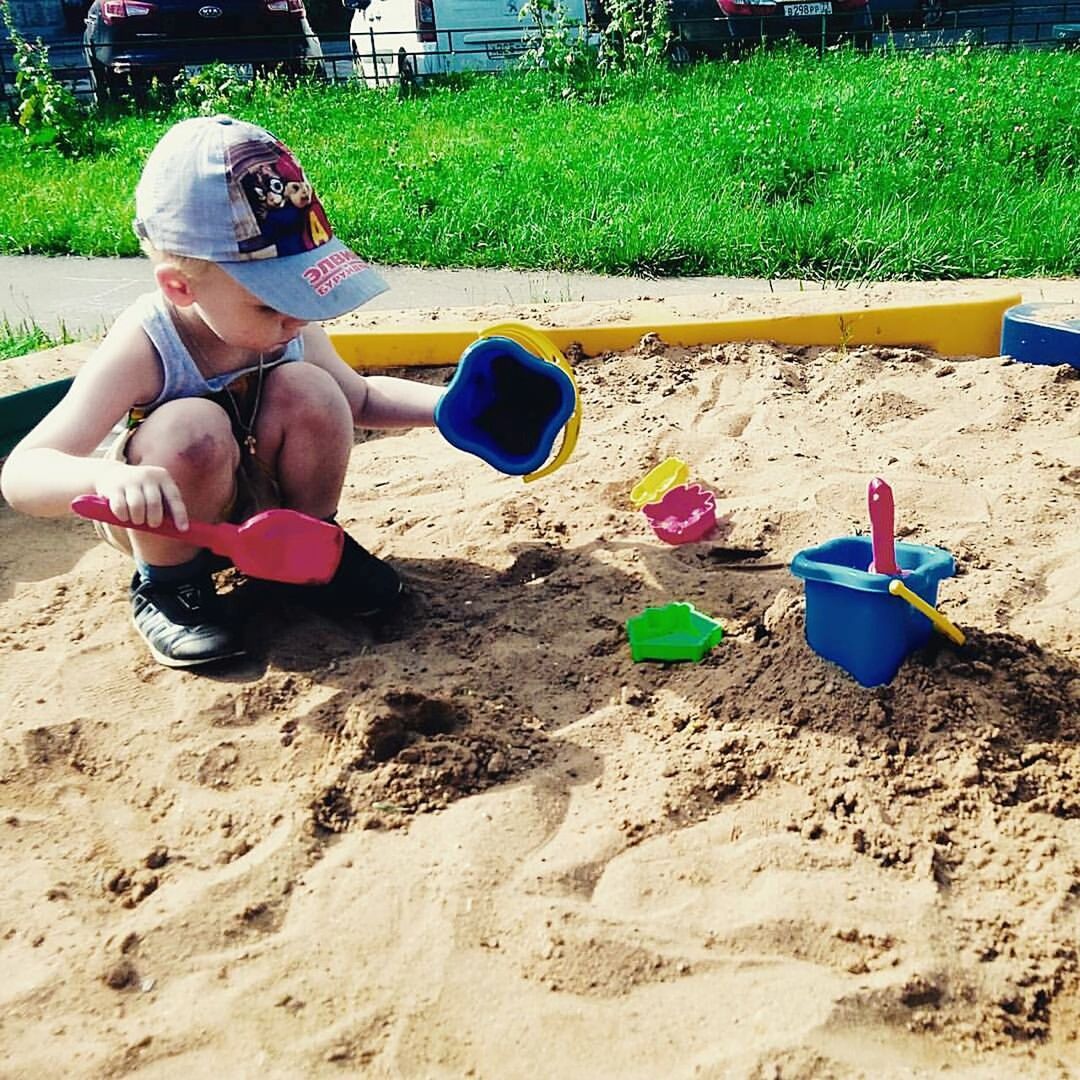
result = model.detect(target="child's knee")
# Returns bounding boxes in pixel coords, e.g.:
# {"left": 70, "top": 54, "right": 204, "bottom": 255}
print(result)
{"left": 177, "top": 428, "right": 240, "bottom": 477}
{"left": 268, "top": 364, "right": 351, "bottom": 430}
{"left": 130, "top": 399, "right": 238, "bottom": 477}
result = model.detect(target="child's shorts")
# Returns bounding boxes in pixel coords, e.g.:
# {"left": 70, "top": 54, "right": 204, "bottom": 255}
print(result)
{"left": 93, "top": 423, "right": 281, "bottom": 557}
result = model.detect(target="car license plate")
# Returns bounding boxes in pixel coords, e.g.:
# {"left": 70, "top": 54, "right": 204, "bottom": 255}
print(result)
{"left": 485, "top": 41, "right": 528, "bottom": 58}
{"left": 183, "top": 62, "right": 254, "bottom": 78}
{"left": 785, "top": 2, "right": 832, "bottom": 14}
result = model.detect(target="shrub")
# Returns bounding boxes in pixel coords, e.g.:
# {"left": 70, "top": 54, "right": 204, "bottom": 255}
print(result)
{"left": 594, "top": 0, "right": 671, "bottom": 70}
{"left": 172, "top": 63, "right": 258, "bottom": 115}
{"left": 0, "top": 0, "right": 92, "bottom": 154}
{"left": 519, "top": 0, "right": 596, "bottom": 79}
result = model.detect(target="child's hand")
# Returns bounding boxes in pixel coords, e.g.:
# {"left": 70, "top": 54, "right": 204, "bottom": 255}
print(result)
{"left": 96, "top": 464, "right": 188, "bottom": 532}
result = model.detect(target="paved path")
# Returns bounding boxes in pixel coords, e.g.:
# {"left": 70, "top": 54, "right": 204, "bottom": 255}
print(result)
{"left": 0, "top": 255, "right": 822, "bottom": 337}
{"left": 1, "top": 256, "right": 1074, "bottom": 341}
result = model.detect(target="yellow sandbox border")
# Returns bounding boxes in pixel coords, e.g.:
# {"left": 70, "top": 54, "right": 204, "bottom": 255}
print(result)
{"left": 0, "top": 293, "right": 1023, "bottom": 458}
{"left": 330, "top": 294, "right": 1021, "bottom": 369}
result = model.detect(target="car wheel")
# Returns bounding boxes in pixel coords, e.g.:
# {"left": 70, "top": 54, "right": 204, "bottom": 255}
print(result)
{"left": 668, "top": 40, "right": 693, "bottom": 65}
{"left": 396, "top": 48, "right": 416, "bottom": 93}
{"left": 921, "top": 0, "right": 945, "bottom": 28}
{"left": 86, "top": 55, "right": 117, "bottom": 105}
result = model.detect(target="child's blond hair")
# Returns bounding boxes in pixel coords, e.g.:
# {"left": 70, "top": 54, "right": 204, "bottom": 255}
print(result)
{"left": 140, "top": 239, "right": 213, "bottom": 281}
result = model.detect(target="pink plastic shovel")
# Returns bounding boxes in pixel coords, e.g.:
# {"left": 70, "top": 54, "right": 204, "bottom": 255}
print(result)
{"left": 867, "top": 476, "right": 901, "bottom": 576}
{"left": 71, "top": 494, "right": 344, "bottom": 585}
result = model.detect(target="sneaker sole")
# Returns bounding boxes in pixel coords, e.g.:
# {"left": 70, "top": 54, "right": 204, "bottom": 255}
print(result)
{"left": 289, "top": 577, "right": 404, "bottom": 619}
{"left": 133, "top": 615, "right": 247, "bottom": 669}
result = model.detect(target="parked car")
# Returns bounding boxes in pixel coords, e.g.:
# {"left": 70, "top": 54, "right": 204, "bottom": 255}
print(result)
{"left": 869, "top": 0, "right": 1036, "bottom": 31}
{"left": 869, "top": 0, "right": 950, "bottom": 28}
{"left": 668, "top": 0, "right": 873, "bottom": 57}
{"left": 346, "top": 0, "right": 590, "bottom": 87}
{"left": 83, "top": 0, "right": 323, "bottom": 100}
{"left": 61, "top": 0, "right": 93, "bottom": 31}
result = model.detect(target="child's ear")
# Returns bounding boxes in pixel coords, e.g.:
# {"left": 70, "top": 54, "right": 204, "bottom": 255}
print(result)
{"left": 155, "top": 263, "right": 196, "bottom": 307}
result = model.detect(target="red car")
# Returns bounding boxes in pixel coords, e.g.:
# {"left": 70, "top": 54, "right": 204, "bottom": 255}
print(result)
{"left": 83, "top": 0, "right": 323, "bottom": 101}
{"left": 669, "top": 0, "right": 874, "bottom": 58}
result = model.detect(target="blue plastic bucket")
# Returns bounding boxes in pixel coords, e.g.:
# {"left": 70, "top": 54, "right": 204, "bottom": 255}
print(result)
{"left": 790, "top": 536, "right": 956, "bottom": 687}
{"left": 435, "top": 336, "right": 576, "bottom": 476}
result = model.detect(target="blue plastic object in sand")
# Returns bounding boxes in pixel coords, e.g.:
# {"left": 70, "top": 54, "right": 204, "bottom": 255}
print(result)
{"left": 790, "top": 536, "right": 956, "bottom": 687}
{"left": 1000, "top": 303, "right": 1080, "bottom": 368}
{"left": 435, "top": 323, "right": 580, "bottom": 481}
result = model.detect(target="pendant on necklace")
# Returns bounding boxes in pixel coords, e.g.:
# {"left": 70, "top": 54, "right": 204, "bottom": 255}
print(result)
{"left": 244, "top": 434, "right": 257, "bottom": 455}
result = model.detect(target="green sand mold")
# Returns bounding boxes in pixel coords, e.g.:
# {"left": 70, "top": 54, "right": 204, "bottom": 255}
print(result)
{"left": 626, "top": 602, "right": 725, "bottom": 663}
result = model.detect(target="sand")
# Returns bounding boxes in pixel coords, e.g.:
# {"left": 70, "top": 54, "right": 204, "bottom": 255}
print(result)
{"left": 1, "top": 286, "right": 1078, "bottom": 1078}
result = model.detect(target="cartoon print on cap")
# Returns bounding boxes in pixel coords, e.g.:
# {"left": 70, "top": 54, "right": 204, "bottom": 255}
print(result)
{"left": 231, "top": 139, "right": 333, "bottom": 257}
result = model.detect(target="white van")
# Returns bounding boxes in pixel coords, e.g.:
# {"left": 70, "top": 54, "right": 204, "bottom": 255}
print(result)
{"left": 345, "top": 0, "right": 590, "bottom": 87}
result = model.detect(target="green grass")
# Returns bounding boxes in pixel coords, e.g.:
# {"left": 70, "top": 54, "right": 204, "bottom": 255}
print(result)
{"left": 0, "top": 316, "right": 72, "bottom": 360}
{"left": 1, "top": 45, "right": 1078, "bottom": 281}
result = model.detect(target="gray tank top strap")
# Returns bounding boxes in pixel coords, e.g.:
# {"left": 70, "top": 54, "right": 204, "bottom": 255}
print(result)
{"left": 135, "top": 291, "right": 304, "bottom": 412}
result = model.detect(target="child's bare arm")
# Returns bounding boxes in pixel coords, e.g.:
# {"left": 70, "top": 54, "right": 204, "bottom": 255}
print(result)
{"left": 0, "top": 317, "right": 181, "bottom": 524}
{"left": 301, "top": 324, "right": 443, "bottom": 428}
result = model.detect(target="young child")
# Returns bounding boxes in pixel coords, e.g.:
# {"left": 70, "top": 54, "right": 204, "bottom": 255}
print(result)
{"left": 0, "top": 114, "right": 444, "bottom": 668}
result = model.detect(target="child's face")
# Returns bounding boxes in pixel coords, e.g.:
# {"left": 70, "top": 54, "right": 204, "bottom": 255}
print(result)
{"left": 189, "top": 263, "right": 309, "bottom": 352}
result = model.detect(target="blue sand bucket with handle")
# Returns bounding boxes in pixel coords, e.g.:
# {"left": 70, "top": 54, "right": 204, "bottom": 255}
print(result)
{"left": 435, "top": 322, "right": 581, "bottom": 482}
{"left": 790, "top": 536, "right": 956, "bottom": 687}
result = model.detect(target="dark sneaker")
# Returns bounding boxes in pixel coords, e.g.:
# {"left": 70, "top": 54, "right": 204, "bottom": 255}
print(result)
{"left": 130, "top": 573, "right": 246, "bottom": 668}
{"left": 300, "top": 533, "right": 403, "bottom": 617}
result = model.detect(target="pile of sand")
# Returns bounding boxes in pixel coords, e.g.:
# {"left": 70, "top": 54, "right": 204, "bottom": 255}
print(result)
{"left": 1, "top": 315, "right": 1077, "bottom": 1077}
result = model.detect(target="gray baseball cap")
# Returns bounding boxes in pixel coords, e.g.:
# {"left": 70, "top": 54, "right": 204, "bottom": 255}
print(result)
{"left": 134, "top": 114, "right": 388, "bottom": 321}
